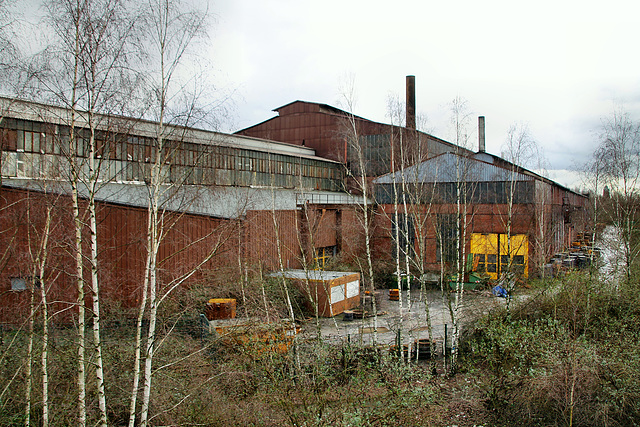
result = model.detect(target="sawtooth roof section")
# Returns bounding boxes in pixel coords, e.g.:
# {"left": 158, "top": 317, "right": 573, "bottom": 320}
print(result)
{"left": 375, "top": 152, "right": 533, "bottom": 184}
{"left": 374, "top": 151, "right": 585, "bottom": 197}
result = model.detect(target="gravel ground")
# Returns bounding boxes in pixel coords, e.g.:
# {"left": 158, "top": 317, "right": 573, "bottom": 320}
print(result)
{"left": 299, "top": 288, "right": 506, "bottom": 350}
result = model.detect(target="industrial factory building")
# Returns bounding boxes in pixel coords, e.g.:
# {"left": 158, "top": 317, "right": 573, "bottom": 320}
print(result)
{"left": 236, "top": 77, "right": 468, "bottom": 178}
{"left": 373, "top": 147, "right": 588, "bottom": 279}
{"left": 0, "top": 97, "right": 364, "bottom": 323}
{"left": 0, "top": 76, "right": 589, "bottom": 323}
{"left": 237, "top": 77, "right": 589, "bottom": 281}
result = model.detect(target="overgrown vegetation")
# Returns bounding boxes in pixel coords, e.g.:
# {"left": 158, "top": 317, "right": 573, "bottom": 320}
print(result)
{"left": 464, "top": 273, "right": 640, "bottom": 426}
{"left": 3, "top": 270, "right": 640, "bottom": 426}
{"left": 1, "top": 0, "right": 639, "bottom": 423}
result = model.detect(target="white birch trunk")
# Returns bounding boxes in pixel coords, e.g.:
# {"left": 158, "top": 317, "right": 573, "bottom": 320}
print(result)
{"left": 237, "top": 224, "right": 247, "bottom": 314}
{"left": 259, "top": 265, "right": 270, "bottom": 322}
{"left": 139, "top": 104, "right": 163, "bottom": 427}
{"left": 25, "top": 272, "right": 35, "bottom": 427}
{"left": 399, "top": 129, "right": 411, "bottom": 312}
{"left": 138, "top": 0, "right": 208, "bottom": 418}
{"left": 24, "top": 204, "right": 37, "bottom": 425}
{"left": 71, "top": 181, "right": 86, "bottom": 427}
{"left": 140, "top": 238, "right": 159, "bottom": 427}
{"left": 296, "top": 202, "right": 321, "bottom": 338}
{"left": 390, "top": 129, "right": 404, "bottom": 358}
{"left": 39, "top": 207, "right": 52, "bottom": 427}
{"left": 446, "top": 105, "right": 474, "bottom": 374}
{"left": 87, "top": 117, "right": 108, "bottom": 427}
{"left": 353, "top": 131, "right": 378, "bottom": 340}
{"left": 128, "top": 206, "right": 153, "bottom": 427}
{"left": 270, "top": 181, "right": 296, "bottom": 324}
{"left": 296, "top": 178, "right": 341, "bottom": 337}
{"left": 65, "top": 3, "right": 87, "bottom": 421}
{"left": 268, "top": 170, "right": 301, "bottom": 374}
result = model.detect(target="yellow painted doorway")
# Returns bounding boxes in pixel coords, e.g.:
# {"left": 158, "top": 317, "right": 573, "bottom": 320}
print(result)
{"left": 470, "top": 233, "right": 528, "bottom": 279}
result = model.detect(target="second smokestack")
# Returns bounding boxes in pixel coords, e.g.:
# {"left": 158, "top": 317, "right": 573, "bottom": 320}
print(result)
{"left": 478, "top": 116, "right": 486, "bottom": 153}
{"left": 406, "top": 75, "right": 416, "bottom": 130}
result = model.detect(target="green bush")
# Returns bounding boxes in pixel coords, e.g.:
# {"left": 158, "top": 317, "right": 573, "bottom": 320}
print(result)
{"left": 463, "top": 272, "right": 640, "bottom": 426}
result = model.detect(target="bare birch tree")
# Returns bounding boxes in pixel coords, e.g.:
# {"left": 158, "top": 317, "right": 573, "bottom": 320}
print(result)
{"left": 268, "top": 173, "right": 296, "bottom": 325}
{"left": 338, "top": 76, "right": 379, "bottom": 341}
{"left": 594, "top": 107, "right": 640, "bottom": 286}
{"left": 294, "top": 181, "right": 343, "bottom": 337}
{"left": 385, "top": 94, "right": 411, "bottom": 359}
{"left": 294, "top": 189, "right": 326, "bottom": 339}
{"left": 80, "top": 4, "right": 136, "bottom": 424}
{"left": 42, "top": 1, "right": 89, "bottom": 422}
{"left": 130, "top": 1, "right": 223, "bottom": 425}
{"left": 499, "top": 123, "right": 537, "bottom": 292}
{"left": 25, "top": 197, "right": 56, "bottom": 427}
{"left": 43, "top": 1, "right": 139, "bottom": 424}
{"left": 442, "top": 96, "right": 476, "bottom": 373}
{"left": 403, "top": 114, "right": 440, "bottom": 362}
{"left": 24, "top": 212, "right": 37, "bottom": 427}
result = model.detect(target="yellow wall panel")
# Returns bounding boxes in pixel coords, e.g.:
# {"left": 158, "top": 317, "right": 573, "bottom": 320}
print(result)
{"left": 471, "top": 233, "right": 528, "bottom": 279}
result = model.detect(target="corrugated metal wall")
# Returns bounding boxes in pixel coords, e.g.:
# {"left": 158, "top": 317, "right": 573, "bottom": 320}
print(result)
{"left": 0, "top": 187, "right": 76, "bottom": 324}
{"left": 0, "top": 186, "right": 239, "bottom": 324}
{"left": 237, "top": 101, "right": 464, "bottom": 173}
{"left": 373, "top": 182, "right": 588, "bottom": 274}
{"left": 0, "top": 182, "right": 371, "bottom": 324}
{"left": 243, "top": 210, "right": 300, "bottom": 271}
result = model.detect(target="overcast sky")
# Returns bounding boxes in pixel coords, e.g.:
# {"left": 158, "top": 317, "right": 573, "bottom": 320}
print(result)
{"left": 208, "top": 0, "right": 640, "bottom": 188}
{"left": 14, "top": 0, "right": 640, "bottom": 189}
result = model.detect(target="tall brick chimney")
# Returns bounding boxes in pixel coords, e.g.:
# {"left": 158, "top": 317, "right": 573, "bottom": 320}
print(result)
{"left": 478, "top": 116, "right": 486, "bottom": 153}
{"left": 406, "top": 75, "right": 416, "bottom": 129}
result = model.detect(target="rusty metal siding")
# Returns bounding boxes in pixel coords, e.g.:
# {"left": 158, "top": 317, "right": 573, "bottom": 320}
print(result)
{"left": 96, "top": 201, "right": 238, "bottom": 307}
{"left": 0, "top": 187, "right": 76, "bottom": 323}
{"left": 240, "top": 111, "right": 346, "bottom": 162}
{"left": 0, "top": 186, "right": 241, "bottom": 324}
{"left": 312, "top": 209, "right": 337, "bottom": 249}
{"left": 243, "top": 210, "right": 301, "bottom": 271}
{"left": 334, "top": 208, "right": 364, "bottom": 265}
{"left": 373, "top": 194, "right": 585, "bottom": 273}
{"left": 237, "top": 101, "right": 470, "bottom": 175}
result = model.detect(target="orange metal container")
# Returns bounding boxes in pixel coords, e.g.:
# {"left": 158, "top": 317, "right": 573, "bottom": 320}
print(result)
{"left": 205, "top": 298, "right": 236, "bottom": 320}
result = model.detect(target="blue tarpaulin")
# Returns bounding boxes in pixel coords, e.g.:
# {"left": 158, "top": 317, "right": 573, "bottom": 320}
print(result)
{"left": 492, "top": 285, "right": 508, "bottom": 298}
